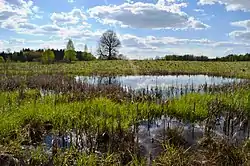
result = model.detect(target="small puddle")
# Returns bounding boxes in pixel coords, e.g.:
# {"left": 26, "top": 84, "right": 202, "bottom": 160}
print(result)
{"left": 137, "top": 115, "right": 249, "bottom": 161}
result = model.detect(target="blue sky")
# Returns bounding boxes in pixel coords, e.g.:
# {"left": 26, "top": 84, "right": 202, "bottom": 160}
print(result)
{"left": 0, "top": 0, "right": 250, "bottom": 59}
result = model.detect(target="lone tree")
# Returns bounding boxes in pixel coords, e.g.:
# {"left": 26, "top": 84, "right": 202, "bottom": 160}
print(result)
{"left": 41, "top": 49, "right": 55, "bottom": 64}
{"left": 64, "top": 39, "right": 77, "bottom": 62}
{"left": 97, "top": 30, "right": 121, "bottom": 60}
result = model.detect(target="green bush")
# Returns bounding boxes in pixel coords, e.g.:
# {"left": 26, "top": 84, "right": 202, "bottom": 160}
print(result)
{"left": 81, "top": 52, "right": 96, "bottom": 61}
{"left": 64, "top": 50, "right": 77, "bottom": 62}
{"left": 41, "top": 50, "right": 55, "bottom": 64}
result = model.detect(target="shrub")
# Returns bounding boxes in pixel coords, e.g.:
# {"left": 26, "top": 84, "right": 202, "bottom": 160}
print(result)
{"left": 41, "top": 50, "right": 55, "bottom": 64}
{"left": 64, "top": 50, "right": 77, "bottom": 62}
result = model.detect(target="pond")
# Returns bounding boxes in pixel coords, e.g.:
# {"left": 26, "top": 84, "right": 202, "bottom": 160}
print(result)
{"left": 76, "top": 75, "right": 243, "bottom": 90}
{"left": 75, "top": 75, "right": 244, "bottom": 99}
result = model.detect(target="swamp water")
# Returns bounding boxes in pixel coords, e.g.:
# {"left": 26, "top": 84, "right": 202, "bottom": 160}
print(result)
{"left": 44, "top": 75, "right": 248, "bottom": 162}
{"left": 76, "top": 75, "right": 244, "bottom": 99}
{"left": 76, "top": 75, "right": 242, "bottom": 90}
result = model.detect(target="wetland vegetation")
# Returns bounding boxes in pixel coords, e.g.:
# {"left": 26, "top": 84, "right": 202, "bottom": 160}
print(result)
{"left": 1, "top": 70, "right": 250, "bottom": 165}
{"left": 1, "top": 60, "right": 250, "bottom": 78}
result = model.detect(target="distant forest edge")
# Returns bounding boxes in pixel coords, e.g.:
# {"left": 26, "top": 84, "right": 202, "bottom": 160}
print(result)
{"left": 1, "top": 49, "right": 250, "bottom": 62}
{"left": 161, "top": 53, "right": 250, "bottom": 61}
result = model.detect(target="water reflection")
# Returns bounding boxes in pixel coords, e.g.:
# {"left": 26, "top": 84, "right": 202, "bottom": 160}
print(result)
{"left": 76, "top": 75, "right": 243, "bottom": 90}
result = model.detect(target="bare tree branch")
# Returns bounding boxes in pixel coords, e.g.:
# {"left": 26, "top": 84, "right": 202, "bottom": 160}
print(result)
{"left": 97, "top": 30, "right": 121, "bottom": 60}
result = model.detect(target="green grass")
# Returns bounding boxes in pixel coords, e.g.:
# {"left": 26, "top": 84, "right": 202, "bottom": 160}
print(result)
{"left": 168, "top": 88, "right": 250, "bottom": 122}
{"left": 0, "top": 91, "right": 163, "bottom": 140}
{"left": 1, "top": 60, "right": 250, "bottom": 78}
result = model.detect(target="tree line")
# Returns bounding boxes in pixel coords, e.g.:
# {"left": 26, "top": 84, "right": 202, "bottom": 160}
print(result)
{"left": 0, "top": 41, "right": 96, "bottom": 63}
{"left": 159, "top": 53, "right": 250, "bottom": 61}
{"left": 0, "top": 30, "right": 125, "bottom": 63}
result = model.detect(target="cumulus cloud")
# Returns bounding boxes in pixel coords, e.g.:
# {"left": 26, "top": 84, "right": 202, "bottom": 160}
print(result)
{"left": 0, "top": 0, "right": 41, "bottom": 19}
{"left": 88, "top": 1, "right": 209, "bottom": 30}
{"left": 198, "top": 0, "right": 250, "bottom": 12}
{"left": 0, "top": 0, "right": 42, "bottom": 30}
{"left": 0, "top": 2, "right": 91, "bottom": 37}
{"left": 121, "top": 34, "right": 249, "bottom": 48}
{"left": 58, "top": 28, "right": 103, "bottom": 40}
{"left": 120, "top": 34, "right": 213, "bottom": 49}
{"left": 229, "top": 20, "right": 250, "bottom": 41}
{"left": 50, "top": 8, "right": 88, "bottom": 25}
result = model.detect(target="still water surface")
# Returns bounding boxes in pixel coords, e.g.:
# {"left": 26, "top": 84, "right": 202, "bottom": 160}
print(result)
{"left": 76, "top": 75, "right": 243, "bottom": 90}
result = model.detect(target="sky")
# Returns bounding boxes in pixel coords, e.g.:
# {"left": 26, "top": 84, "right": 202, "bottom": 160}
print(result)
{"left": 0, "top": 0, "right": 250, "bottom": 59}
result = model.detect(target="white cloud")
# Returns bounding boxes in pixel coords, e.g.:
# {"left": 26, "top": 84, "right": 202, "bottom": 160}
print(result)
{"left": 0, "top": 38, "right": 27, "bottom": 52}
{"left": 229, "top": 20, "right": 250, "bottom": 41}
{"left": 118, "top": 33, "right": 250, "bottom": 58}
{"left": 41, "top": 25, "right": 61, "bottom": 32}
{"left": 32, "top": 6, "right": 39, "bottom": 13}
{"left": 198, "top": 0, "right": 250, "bottom": 12}
{"left": 0, "top": 0, "right": 40, "bottom": 18}
{"left": 0, "top": 0, "right": 42, "bottom": 29}
{"left": 68, "top": 0, "right": 75, "bottom": 3}
{"left": 88, "top": 1, "right": 209, "bottom": 30}
{"left": 51, "top": 8, "right": 88, "bottom": 25}
{"left": 120, "top": 33, "right": 250, "bottom": 49}
{"left": 231, "top": 20, "right": 250, "bottom": 29}
{"left": 229, "top": 31, "right": 250, "bottom": 41}
{"left": 8, "top": 38, "right": 26, "bottom": 45}
{"left": 193, "top": 9, "right": 205, "bottom": 12}
{"left": 120, "top": 45, "right": 222, "bottom": 59}
{"left": 212, "top": 41, "right": 250, "bottom": 47}
{"left": 224, "top": 47, "right": 250, "bottom": 55}
{"left": 120, "top": 34, "right": 213, "bottom": 49}
{"left": 57, "top": 28, "right": 103, "bottom": 40}
{"left": 18, "top": 23, "right": 37, "bottom": 30}
{"left": 0, "top": 4, "right": 91, "bottom": 37}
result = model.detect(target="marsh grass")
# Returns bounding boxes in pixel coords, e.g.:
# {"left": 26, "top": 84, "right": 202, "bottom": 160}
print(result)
{"left": 1, "top": 60, "right": 250, "bottom": 78}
